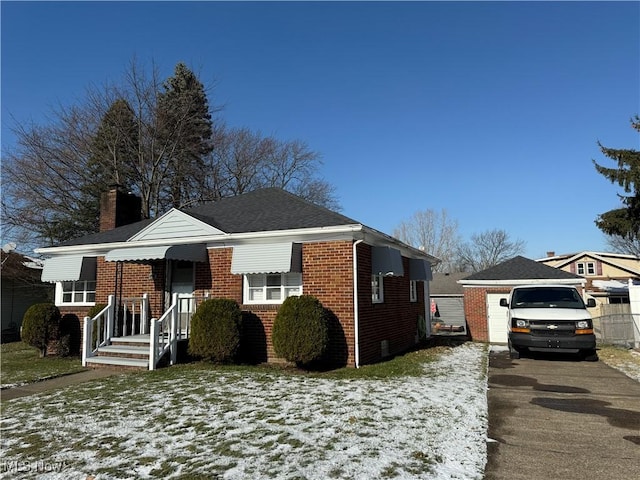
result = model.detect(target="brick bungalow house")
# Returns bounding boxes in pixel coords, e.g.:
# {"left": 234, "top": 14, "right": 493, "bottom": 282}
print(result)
{"left": 36, "top": 188, "right": 436, "bottom": 369}
{"left": 458, "top": 256, "right": 585, "bottom": 344}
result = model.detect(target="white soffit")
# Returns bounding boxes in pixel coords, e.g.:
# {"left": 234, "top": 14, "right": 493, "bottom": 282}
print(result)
{"left": 41, "top": 256, "right": 97, "bottom": 283}
{"left": 105, "top": 244, "right": 208, "bottom": 263}
{"left": 231, "top": 243, "right": 302, "bottom": 274}
{"left": 372, "top": 246, "right": 404, "bottom": 276}
{"left": 128, "top": 210, "right": 223, "bottom": 242}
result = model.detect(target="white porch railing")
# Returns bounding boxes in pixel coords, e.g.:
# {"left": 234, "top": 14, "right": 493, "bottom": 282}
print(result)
{"left": 149, "top": 293, "right": 179, "bottom": 370}
{"left": 120, "top": 294, "right": 150, "bottom": 336}
{"left": 82, "top": 294, "right": 115, "bottom": 366}
{"left": 149, "top": 293, "right": 201, "bottom": 370}
{"left": 82, "top": 294, "right": 150, "bottom": 366}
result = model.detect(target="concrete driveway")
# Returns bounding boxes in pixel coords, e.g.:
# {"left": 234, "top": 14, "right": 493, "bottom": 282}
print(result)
{"left": 485, "top": 350, "right": 640, "bottom": 480}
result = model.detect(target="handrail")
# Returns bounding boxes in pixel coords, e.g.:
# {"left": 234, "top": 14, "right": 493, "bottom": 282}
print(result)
{"left": 149, "top": 293, "right": 178, "bottom": 370}
{"left": 82, "top": 294, "right": 115, "bottom": 366}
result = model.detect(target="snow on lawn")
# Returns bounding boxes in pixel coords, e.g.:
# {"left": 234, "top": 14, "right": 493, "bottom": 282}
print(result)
{"left": 0, "top": 343, "right": 488, "bottom": 480}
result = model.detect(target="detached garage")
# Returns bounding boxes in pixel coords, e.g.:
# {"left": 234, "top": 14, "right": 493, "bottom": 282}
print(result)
{"left": 458, "top": 256, "right": 585, "bottom": 344}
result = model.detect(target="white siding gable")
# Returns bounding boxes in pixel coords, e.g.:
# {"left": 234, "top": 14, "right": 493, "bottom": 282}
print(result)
{"left": 128, "top": 210, "right": 223, "bottom": 242}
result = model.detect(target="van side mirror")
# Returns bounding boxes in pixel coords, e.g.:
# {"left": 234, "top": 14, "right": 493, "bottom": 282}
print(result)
{"left": 586, "top": 298, "right": 596, "bottom": 308}
{"left": 499, "top": 298, "right": 508, "bottom": 307}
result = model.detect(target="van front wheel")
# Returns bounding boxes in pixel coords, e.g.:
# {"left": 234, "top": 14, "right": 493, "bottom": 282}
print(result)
{"left": 508, "top": 340, "right": 520, "bottom": 359}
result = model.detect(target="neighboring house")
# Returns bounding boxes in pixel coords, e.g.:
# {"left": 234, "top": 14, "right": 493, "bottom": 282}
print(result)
{"left": 458, "top": 256, "right": 584, "bottom": 344}
{"left": 1, "top": 251, "right": 54, "bottom": 342}
{"left": 537, "top": 251, "right": 640, "bottom": 312}
{"left": 429, "top": 272, "right": 468, "bottom": 335}
{"left": 36, "top": 187, "right": 436, "bottom": 369}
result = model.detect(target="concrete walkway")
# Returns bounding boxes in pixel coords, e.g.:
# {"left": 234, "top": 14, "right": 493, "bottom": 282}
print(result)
{"left": 1, "top": 369, "right": 121, "bottom": 401}
{"left": 485, "top": 350, "right": 640, "bottom": 480}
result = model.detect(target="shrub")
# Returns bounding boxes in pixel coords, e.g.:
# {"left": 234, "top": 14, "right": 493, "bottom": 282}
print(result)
{"left": 272, "top": 295, "right": 328, "bottom": 366}
{"left": 58, "top": 314, "right": 82, "bottom": 357}
{"left": 188, "top": 298, "right": 241, "bottom": 363}
{"left": 21, "top": 303, "right": 61, "bottom": 357}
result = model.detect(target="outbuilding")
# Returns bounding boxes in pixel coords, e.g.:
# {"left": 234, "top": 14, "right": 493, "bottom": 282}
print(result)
{"left": 458, "top": 256, "right": 585, "bottom": 344}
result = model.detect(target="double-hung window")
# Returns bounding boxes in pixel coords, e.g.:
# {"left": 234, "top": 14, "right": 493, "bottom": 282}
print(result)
{"left": 410, "top": 280, "right": 418, "bottom": 302}
{"left": 372, "top": 274, "right": 384, "bottom": 303}
{"left": 577, "top": 262, "right": 596, "bottom": 276}
{"left": 57, "top": 280, "right": 96, "bottom": 306}
{"left": 245, "top": 273, "right": 302, "bottom": 304}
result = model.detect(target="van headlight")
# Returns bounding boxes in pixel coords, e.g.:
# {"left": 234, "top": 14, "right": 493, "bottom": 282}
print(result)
{"left": 576, "top": 320, "right": 591, "bottom": 329}
{"left": 511, "top": 318, "right": 530, "bottom": 333}
{"left": 514, "top": 319, "right": 528, "bottom": 328}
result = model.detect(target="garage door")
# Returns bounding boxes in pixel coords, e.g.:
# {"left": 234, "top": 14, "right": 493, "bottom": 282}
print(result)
{"left": 486, "top": 293, "right": 509, "bottom": 344}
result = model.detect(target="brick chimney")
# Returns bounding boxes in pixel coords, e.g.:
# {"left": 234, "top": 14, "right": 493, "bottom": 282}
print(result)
{"left": 546, "top": 251, "right": 555, "bottom": 258}
{"left": 100, "top": 185, "right": 142, "bottom": 232}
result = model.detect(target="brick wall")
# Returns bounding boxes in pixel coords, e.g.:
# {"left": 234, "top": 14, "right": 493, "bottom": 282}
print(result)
{"left": 463, "top": 286, "right": 510, "bottom": 342}
{"left": 357, "top": 244, "right": 425, "bottom": 365}
{"left": 64, "top": 240, "right": 423, "bottom": 368}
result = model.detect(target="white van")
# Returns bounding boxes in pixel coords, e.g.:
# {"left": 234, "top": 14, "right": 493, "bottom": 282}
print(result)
{"left": 499, "top": 285, "right": 597, "bottom": 360}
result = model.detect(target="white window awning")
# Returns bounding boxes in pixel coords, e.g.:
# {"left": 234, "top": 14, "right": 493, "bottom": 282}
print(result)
{"left": 105, "top": 244, "right": 208, "bottom": 263}
{"left": 410, "top": 258, "right": 433, "bottom": 281}
{"left": 231, "top": 243, "right": 302, "bottom": 274}
{"left": 41, "top": 256, "right": 97, "bottom": 283}
{"left": 371, "top": 246, "right": 404, "bottom": 276}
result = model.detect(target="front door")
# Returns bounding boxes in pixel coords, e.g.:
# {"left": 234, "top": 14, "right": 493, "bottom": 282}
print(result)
{"left": 169, "top": 260, "right": 195, "bottom": 335}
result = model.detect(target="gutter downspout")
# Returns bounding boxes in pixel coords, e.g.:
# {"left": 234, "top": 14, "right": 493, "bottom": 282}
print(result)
{"left": 353, "top": 239, "right": 364, "bottom": 368}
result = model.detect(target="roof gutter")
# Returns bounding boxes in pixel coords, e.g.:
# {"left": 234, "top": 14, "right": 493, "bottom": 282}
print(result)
{"left": 459, "top": 278, "right": 586, "bottom": 287}
{"left": 34, "top": 224, "right": 366, "bottom": 256}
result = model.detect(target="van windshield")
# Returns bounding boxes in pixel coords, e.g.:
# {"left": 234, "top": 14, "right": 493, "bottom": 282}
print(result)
{"left": 511, "top": 287, "right": 585, "bottom": 309}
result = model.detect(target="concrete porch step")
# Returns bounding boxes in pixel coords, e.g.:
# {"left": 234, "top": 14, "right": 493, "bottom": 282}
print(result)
{"left": 85, "top": 356, "right": 149, "bottom": 369}
{"left": 110, "top": 335, "right": 152, "bottom": 348}
{"left": 97, "top": 345, "right": 149, "bottom": 358}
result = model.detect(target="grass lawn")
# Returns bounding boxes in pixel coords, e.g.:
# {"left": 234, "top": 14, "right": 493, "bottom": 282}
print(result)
{"left": 0, "top": 343, "right": 488, "bottom": 480}
{"left": 1, "top": 342, "right": 87, "bottom": 388}
{"left": 598, "top": 344, "right": 640, "bottom": 381}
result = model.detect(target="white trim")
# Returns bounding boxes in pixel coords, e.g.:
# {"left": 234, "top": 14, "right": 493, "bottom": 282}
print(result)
{"left": 372, "top": 274, "right": 384, "bottom": 303}
{"left": 242, "top": 273, "right": 303, "bottom": 305}
{"left": 55, "top": 280, "right": 96, "bottom": 307}
{"left": 459, "top": 278, "right": 586, "bottom": 287}
{"left": 410, "top": 280, "right": 418, "bottom": 302}
{"left": 128, "top": 209, "right": 224, "bottom": 241}
{"left": 35, "top": 224, "right": 366, "bottom": 255}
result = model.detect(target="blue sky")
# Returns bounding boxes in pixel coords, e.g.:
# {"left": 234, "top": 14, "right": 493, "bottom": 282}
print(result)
{"left": 2, "top": 1, "right": 639, "bottom": 259}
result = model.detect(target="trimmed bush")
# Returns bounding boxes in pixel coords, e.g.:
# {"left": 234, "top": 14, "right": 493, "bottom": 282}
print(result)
{"left": 188, "top": 298, "right": 242, "bottom": 363}
{"left": 21, "top": 303, "right": 61, "bottom": 357}
{"left": 272, "top": 295, "right": 328, "bottom": 366}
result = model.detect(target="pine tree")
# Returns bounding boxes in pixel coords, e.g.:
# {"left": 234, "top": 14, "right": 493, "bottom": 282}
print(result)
{"left": 157, "top": 62, "right": 213, "bottom": 208}
{"left": 593, "top": 116, "right": 640, "bottom": 238}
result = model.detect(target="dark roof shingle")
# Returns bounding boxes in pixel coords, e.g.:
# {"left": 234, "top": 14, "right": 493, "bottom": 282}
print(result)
{"left": 463, "top": 256, "right": 582, "bottom": 281}
{"left": 57, "top": 188, "right": 358, "bottom": 247}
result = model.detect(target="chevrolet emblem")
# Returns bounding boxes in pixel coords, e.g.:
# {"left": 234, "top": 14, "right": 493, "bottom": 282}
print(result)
{"left": 547, "top": 325, "right": 558, "bottom": 330}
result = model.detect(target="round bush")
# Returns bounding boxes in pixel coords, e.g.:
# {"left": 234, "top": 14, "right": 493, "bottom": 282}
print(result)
{"left": 21, "top": 303, "right": 61, "bottom": 357}
{"left": 272, "top": 295, "right": 328, "bottom": 366}
{"left": 188, "top": 298, "right": 241, "bottom": 363}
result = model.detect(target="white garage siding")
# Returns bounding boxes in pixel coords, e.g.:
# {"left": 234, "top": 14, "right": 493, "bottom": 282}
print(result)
{"left": 486, "top": 293, "right": 509, "bottom": 344}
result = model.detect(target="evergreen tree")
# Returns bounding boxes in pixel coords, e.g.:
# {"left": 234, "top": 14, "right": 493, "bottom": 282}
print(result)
{"left": 593, "top": 116, "right": 640, "bottom": 238}
{"left": 157, "top": 62, "right": 213, "bottom": 208}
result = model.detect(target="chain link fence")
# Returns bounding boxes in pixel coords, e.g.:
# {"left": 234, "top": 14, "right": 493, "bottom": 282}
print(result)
{"left": 593, "top": 313, "right": 640, "bottom": 348}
